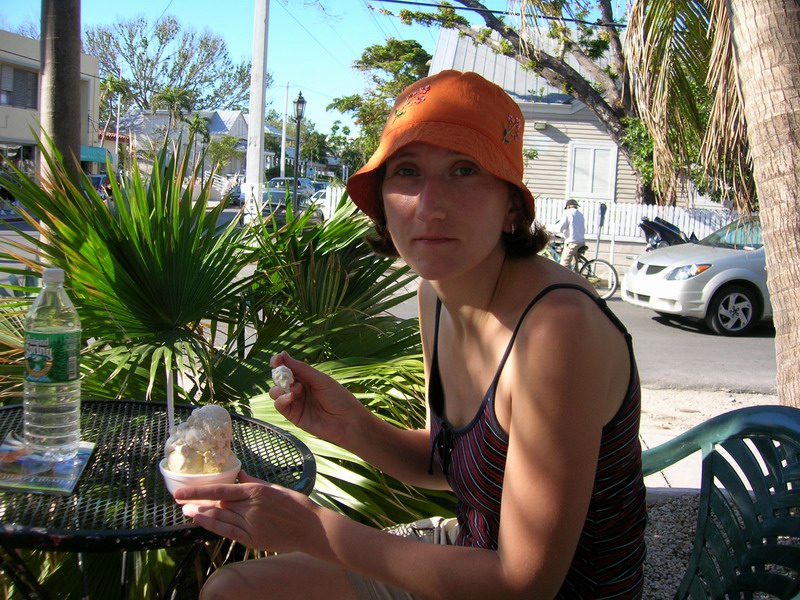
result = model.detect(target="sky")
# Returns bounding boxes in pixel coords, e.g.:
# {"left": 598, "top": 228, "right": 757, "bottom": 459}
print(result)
{"left": 0, "top": 0, "right": 454, "bottom": 134}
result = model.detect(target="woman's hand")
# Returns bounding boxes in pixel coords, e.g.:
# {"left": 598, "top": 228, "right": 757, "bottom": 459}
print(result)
{"left": 176, "top": 471, "right": 323, "bottom": 554}
{"left": 269, "top": 352, "right": 364, "bottom": 445}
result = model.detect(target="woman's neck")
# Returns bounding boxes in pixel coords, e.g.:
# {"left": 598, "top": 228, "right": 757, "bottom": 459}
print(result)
{"left": 430, "top": 251, "right": 511, "bottom": 328}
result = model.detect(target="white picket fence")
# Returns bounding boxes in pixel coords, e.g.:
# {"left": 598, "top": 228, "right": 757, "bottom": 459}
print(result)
{"left": 534, "top": 197, "right": 742, "bottom": 244}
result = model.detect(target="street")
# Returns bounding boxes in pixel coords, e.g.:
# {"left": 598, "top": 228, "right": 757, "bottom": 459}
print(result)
{"left": 605, "top": 296, "right": 775, "bottom": 394}
{"left": 0, "top": 214, "right": 776, "bottom": 395}
{"left": 388, "top": 286, "right": 776, "bottom": 395}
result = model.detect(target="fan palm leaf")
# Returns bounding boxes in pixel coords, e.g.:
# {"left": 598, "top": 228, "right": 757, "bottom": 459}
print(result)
{"left": 0, "top": 134, "right": 255, "bottom": 402}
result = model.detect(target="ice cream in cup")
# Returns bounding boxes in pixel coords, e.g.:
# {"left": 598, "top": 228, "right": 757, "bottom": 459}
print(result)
{"left": 160, "top": 404, "right": 240, "bottom": 496}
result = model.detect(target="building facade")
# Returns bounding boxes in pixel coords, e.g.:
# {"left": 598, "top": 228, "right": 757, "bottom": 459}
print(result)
{"left": 0, "top": 29, "right": 102, "bottom": 177}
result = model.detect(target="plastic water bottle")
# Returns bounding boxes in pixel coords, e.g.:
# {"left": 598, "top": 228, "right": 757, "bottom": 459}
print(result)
{"left": 23, "top": 268, "right": 82, "bottom": 461}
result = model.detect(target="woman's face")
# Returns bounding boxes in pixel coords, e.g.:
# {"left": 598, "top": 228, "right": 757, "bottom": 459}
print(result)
{"left": 381, "top": 142, "right": 515, "bottom": 281}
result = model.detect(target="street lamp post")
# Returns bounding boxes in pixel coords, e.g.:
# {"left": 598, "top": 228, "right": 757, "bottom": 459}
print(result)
{"left": 201, "top": 137, "right": 208, "bottom": 186}
{"left": 291, "top": 91, "right": 306, "bottom": 217}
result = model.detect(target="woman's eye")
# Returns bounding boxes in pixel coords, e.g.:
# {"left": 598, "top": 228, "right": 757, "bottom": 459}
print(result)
{"left": 454, "top": 166, "right": 477, "bottom": 176}
{"left": 394, "top": 166, "right": 417, "bottom": 177}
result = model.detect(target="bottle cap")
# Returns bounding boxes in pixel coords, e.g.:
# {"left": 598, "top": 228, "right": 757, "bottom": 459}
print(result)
{"left": 42, "top": 268, "right": 65, "bottom": 284}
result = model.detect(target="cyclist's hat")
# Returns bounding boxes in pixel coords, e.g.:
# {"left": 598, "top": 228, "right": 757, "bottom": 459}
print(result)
{"left": 346, "top": 70, "right": 535, "bottom": 221}
{"left": 565, "top": 199, "right": 579, "bottom": 209}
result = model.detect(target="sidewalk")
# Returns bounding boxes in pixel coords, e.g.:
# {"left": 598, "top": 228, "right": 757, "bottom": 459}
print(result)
{"left": 639, "top": 385, "right": 780, "bottom": 494}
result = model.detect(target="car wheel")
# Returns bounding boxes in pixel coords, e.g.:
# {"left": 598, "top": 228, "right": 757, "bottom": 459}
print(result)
{"left": 705, "top": 284, "right": 758, "bottom": 336}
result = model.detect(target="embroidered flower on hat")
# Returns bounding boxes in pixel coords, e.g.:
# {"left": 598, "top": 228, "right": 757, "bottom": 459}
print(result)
{"left": 392, "top": 85, "right": 431, "bottom": 123}
{"left": 503, "top": 114, "right": 521, "bottom": 144}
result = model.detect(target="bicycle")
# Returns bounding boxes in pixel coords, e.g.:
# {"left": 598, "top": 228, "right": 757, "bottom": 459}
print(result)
{"left": 545, "top": 237, "right": 619, "bottom": 300}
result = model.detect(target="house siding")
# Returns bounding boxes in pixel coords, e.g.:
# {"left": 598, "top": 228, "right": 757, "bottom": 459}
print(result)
{"left": 521, "top": 104, "right": 640, "bottom": 202}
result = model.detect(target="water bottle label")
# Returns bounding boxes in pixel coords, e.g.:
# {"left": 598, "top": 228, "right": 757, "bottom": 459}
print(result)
{"left": 24, "top": 331, "right": 80, "bottom": 383}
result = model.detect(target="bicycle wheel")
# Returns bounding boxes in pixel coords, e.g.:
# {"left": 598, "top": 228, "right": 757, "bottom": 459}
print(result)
{"left": 579, "top": 259, "right": 619, "bottom": 300}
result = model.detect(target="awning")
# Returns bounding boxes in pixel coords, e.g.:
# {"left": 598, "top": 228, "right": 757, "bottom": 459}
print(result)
{"left": 80, "top": 145, "right": 112, "bottom": 163}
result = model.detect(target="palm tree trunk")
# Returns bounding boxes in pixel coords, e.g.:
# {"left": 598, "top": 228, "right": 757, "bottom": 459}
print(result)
{"left": 39, "top": 0, "right": 82, "bottom": 185}
{"left": 727, "top": 0, "right": 800, "bottom": 407}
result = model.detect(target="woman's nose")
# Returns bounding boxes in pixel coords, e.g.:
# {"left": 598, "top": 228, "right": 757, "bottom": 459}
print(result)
{"left": 415, "top": 177, "right": 447, "bottom": 221}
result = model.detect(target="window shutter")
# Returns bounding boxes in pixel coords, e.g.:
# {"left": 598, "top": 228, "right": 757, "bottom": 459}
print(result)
{"left": 567, "top": 143, "right": 618, "bottom": 201}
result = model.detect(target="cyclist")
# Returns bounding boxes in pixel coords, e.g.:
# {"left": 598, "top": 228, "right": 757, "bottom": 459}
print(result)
{"left": 553, "top": 199, "right": 586, "bottom": 270}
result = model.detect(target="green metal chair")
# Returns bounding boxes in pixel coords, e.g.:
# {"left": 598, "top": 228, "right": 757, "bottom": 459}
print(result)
{"left": 642, "top": 405, "right": 800, "bottom": 599}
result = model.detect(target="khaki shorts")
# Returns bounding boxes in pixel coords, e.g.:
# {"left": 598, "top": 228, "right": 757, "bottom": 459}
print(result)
{"left": 346, "top": 517, "right": 459, "bottom": 600}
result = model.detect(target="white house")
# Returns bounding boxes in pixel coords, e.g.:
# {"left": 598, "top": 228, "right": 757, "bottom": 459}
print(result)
{"left": 119, "top": 109, "right": 284, "bottom": 177}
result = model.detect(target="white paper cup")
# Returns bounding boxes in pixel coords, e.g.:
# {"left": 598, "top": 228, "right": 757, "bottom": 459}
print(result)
{"left": 159, "top": 456, "right": 241, "bottom": 497}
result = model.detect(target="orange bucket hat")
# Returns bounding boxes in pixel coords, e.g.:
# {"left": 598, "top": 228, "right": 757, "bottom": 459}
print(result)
{"left": 346, "top": 69, "right": 535, "bottom": 221}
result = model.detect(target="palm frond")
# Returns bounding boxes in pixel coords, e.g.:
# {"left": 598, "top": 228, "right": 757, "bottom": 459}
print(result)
{"left": 699, "top": 0, "right": 755, "bottom": 209}
{"left": 626, "top": 0, "right": 710, "bottom": 199}
{"left": 0, "top": 134, "right": 255, "bottom": 402}
{"left": 625, "top": 0, "right": 754, "bottom": 206}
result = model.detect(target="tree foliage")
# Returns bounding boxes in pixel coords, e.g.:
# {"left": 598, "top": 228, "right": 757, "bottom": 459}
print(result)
{"left": 207, "top": 135, "right": 244, "bottom": 172}
{"left": 83, "top": 15, "right": 254, "bottom": 116}
{"left": 384, "top": 1, "right": 662, "bottom": 200}
{"left": 626, "top": 0, "right": 756, "bottom": 208}
{"left": 152, "top": 86, "right": 196, "bottom": 137}
{"left": 328, "top": 39, "right": 432, "bottom": 163}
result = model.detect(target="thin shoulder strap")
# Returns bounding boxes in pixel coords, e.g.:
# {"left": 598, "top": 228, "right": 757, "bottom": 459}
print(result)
{"left": 489, "top": 284, "right": 630, "bottom": 392}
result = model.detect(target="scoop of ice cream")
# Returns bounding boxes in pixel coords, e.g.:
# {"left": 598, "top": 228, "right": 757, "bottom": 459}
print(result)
{"left": 272, "top": 365, "right": 294, "bottom": 393}
{"left": 164, "top": 404, "right": 234, "bottom": 474}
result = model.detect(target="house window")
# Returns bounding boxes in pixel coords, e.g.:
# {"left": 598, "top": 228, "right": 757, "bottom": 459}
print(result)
{"left": 567, "top": 142, "right": 617, "bottom": 200}
{"left": 0, "top": 64, "right": 38, "bottom": 110}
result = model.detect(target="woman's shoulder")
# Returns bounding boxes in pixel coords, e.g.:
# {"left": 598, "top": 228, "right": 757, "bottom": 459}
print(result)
{"left": 506, "top": 257, "right": 594, "bottom": 309}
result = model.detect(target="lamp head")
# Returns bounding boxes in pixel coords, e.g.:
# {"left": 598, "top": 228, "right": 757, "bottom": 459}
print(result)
{"left": 293, "top": 92, "right": 306, "bottom": 120}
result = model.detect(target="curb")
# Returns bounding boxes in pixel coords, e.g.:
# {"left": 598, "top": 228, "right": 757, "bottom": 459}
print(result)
{"left": 645, "top": 487, "right": 700, "bottom": 504}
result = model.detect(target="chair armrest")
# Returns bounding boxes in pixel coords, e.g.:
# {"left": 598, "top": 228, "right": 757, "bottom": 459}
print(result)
{"left": 642, "top": 405, "right": 800, "bottom": 477}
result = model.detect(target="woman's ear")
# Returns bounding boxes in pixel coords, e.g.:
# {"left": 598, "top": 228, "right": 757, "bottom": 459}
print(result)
{"left": 505, "top": 186, "right": 524, "bottom": 232}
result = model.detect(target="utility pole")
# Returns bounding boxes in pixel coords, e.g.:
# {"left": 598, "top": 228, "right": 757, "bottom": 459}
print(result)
{"left": 114, "top": 67, "right": 121, "bottom": 174}
{"left": 243, "top": 0, "right": 269, "bottom": 225}
{"left": 280, "top": 81, "right": 288, "bottom": 178}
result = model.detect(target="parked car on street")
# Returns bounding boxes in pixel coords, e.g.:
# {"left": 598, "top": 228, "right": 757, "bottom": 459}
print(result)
{"left": 241, "top": 188, "right": 323, "bottom": 227}
{"left": 226, "top": 183, "right": 245, "bottom": 206}
{"left": 622, "top": 217, "right": 771, "bottom": 336}
{"left": 268, "top": 177, "right": 315, "bottom": 198}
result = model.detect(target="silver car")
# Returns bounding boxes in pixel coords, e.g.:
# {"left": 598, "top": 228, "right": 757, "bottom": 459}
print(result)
{"left": 622, "top": 217, "right": 771, "bottom": 336}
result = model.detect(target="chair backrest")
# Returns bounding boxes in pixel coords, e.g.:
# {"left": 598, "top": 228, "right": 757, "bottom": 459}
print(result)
{"left": 642, "top": 406, "right": 800, "bottom": 599}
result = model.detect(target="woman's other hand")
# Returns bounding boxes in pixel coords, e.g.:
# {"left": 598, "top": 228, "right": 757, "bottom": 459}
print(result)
{"left": 269, "top": 352, "right": 364, "bottom": 446}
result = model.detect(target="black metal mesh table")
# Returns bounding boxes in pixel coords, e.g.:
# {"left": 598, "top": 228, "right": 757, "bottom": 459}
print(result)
{"left": 0, "top": 400, "right": 316, "bottom": 552}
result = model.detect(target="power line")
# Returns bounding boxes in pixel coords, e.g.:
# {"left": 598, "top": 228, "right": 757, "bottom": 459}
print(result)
{"left": 274, "top": 0, "right": 351, "bottom": 71}
{"left": 145, "top": 0, "right": 177, "bottom": 37}
{"left": 0, "top": 48, "right": 107, "bottom": 82}
{"left": 373, "top": 0, "right": 626, "bottom": 29}
{"left": 374, "top": 0, "right": 439, "bottom": 46}
{"left": 373, "top": 0, "right": 406, "bottom": 39}
{"left": 361, "top": 0, "right": 395, "bottom": 40}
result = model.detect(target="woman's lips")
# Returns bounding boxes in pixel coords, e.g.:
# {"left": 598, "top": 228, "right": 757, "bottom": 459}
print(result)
{"left": 415, "top": 235, "right": 455, "bottom": 244}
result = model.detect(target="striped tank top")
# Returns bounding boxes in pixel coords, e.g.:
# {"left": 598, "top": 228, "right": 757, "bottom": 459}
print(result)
{"left": 428, "top": 284, "right": 647, "bottom": 598}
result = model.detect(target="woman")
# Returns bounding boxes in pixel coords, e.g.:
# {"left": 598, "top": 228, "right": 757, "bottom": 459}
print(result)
{"left": 177, "top": 70, "right": 647, "bottom": 599}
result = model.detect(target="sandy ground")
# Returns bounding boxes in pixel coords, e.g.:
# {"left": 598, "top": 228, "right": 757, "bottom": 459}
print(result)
{"left": 640, "top": 386, "right": 780, "bottom": 434}
{"left": 639, "top": 386, "right": 781, "bottom": 490}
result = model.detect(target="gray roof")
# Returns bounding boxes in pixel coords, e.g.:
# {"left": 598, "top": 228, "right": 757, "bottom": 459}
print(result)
{"left": 430, "top": 28, "right": 590, "bottom": 104}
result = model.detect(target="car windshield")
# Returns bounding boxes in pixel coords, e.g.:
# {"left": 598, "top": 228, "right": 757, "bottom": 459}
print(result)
{"left": 699, "top": 218, "right": 762, "bottom": 250}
